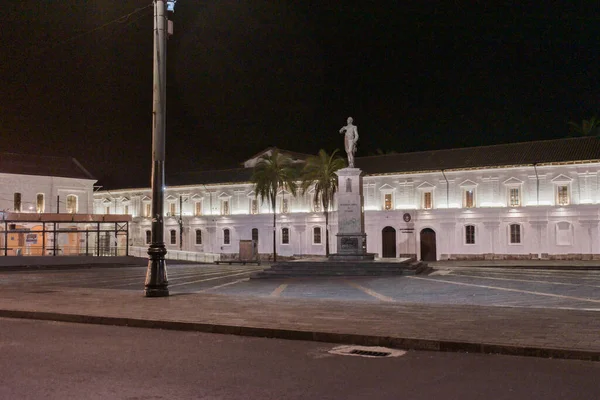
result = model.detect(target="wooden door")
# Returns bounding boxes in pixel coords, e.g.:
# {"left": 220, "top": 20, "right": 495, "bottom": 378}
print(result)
{"left": 382, "top": 226, "right": 396, "bottom": 258}
{"left": 420, "top": 228, "right": 437, "bottom": 261}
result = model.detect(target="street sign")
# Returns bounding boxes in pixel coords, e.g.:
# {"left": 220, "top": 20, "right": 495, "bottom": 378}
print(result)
{"left": 26, "top": 234, "right": 38, "bottom": 244}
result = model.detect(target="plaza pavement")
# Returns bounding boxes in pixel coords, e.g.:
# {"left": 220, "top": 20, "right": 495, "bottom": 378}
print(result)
{"left": 0, "top": 261, "right": 599, "bottom": 361}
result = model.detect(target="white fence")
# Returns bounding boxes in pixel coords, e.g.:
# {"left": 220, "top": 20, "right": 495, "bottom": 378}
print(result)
{"left": 129, "top": 246, "right": 221, "bottom": 263}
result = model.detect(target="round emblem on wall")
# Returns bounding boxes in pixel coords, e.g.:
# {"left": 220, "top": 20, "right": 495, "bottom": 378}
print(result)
{"left": 403, "top": 213, "right": 411, "bottom": 223}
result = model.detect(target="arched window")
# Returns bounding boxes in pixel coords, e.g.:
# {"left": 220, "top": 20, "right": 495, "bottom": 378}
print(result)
{"left": 465, "top": 225, "right": 475, "bottom": 244}
{"left": 13, "top": 193, "right": 22, "bottom": 212}
{"left": 281, "top": 227, "right": 290, "bottom": 244}
{"left": 223, "top": 228, "right": 230, "bottom": 245}
{"left": 145, "top": 230, "right": 151, "bottom": 244}
{"left": 170, "top": 229, "right": 176, "bottom": 245}
{"left": 313, "top": 227, "right": 322, "bottom": 244}
{"left": 509, "top": 224, "right": 521, "bottom": 244}
{"left": 36, "top": 193, "right": 45, "bottom": 213}
{"left": 66, "top": 195, "right": 78, "bottom": 214}
{"left": 195, "top": 229, "right": 202, "bottom": 245}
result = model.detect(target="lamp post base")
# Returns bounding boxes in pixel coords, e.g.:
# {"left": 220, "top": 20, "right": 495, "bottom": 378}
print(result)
{"left": 145, "top": 245, "right": 169, "bottom": 297}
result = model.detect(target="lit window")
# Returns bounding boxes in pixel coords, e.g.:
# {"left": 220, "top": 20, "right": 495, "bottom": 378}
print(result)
{"left": 250, "top": 199, "right": 258, "bottom": 215}
{"left": 169, "top": 202, "right": 176, "bottom": 216}
{"left": 557, "top": 186, "right": 569, "bottom": 206}
{"left": 282, "top": 227, "right": 289, "bottom": 244}
{"left": 465, "top": 225, "right": 475, "bottom": 244}
{"left": 146, "top": 230, "right": 152, "bottom": 244}
{"left": 464, "top": 190, "right": 475, "bottom": 208}
{"left": 124, "top": 205, "right": 129, "bottom": 215}
{"left": 223, "top": 228, "right": 230, "bottom": 244}
{"left": 510, "top": 224, "right": 521, "bottom": 244}
{"left": 195, "top": 229, "right": 202, "bottom": 245}
{"left": 13, "top": 193, "right": 21, "bottom": 212}
{"left": 282, "top": 198, "right": 289, "bottom": 214}
{"left": 313, "top": 196, "right": 321, "bottom": 212}
{"left": 221, "top": 200, "right": 230, "bottom": 215}
{"left": 195, "top": 201, "right": 202, "bottom": 216}
{"left": 509, "top": 188, "right": 520, "bottom": 207}
{"left": 36, "top": 194, "right": 45, "bottom": 213}
{"left": 384, "top": 193, "right": 392, "bottom": 210}
{"left": 170, "top": 229, "right": 176, "bottom": 245}
{"left": 66, "top": 195, "right": 78, "bottom": 214}
{"left": 423, "top": 192, "right": 433, "bottom": 209}
{"left": 313, "top": 227, "right": 322, "bottom": 244}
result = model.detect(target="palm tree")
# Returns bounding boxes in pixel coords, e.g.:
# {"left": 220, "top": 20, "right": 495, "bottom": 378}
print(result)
{"left": 251, "top": 150, "right": 298, "bottom": 262}
{"left": 568, "top": 116, "right": 599, "bottom": 136}
{"left": 301, "top": 149, "right": 346, "bottom": 257}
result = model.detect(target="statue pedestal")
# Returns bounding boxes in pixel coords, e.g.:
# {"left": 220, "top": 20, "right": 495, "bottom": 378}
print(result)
{"left": 330, "top": 168, "right": 375, "bottom": 261}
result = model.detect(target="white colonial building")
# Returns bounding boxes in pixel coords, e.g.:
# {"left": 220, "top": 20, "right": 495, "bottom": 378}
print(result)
{"left": 0, "top": 153, "right": 130, "bottom": 257}
{"left": 95, "top": 137, "right": 600, "bottom": 261}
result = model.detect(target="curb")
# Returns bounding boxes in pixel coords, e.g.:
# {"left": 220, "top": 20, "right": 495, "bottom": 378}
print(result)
{"left": 1, "top": 309, "right": 598, "bottom": 362}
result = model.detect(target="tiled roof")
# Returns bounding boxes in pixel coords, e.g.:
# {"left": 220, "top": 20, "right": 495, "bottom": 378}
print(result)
{"left": 109, "top": 137, "right": 600, "bottom": 189}
{"left": 0, "top": 152, "right": 95, "bottom": 180}
{"left": 355, "top": 137, "right": 600, "bottom": 175}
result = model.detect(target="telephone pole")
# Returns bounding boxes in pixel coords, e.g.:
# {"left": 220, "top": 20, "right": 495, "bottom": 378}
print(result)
{"left": 144, "top": 0, "right": 175, "bottom": 297}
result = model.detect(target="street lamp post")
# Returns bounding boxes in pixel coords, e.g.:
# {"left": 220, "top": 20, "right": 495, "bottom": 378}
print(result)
{"left": 144, "top": 0, "right": 176, "bottom": 297}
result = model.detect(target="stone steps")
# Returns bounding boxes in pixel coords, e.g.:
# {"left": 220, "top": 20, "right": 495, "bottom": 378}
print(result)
{"left": 250, "top": 261, "right": 431, "bottom": 279}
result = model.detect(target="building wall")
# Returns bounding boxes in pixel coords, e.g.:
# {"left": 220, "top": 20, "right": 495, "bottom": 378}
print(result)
{"left": 0, "top": 173, "right": 96, "bottom": 214}
{"left": 95, "top": 162, "right": 600, "bottom": 260}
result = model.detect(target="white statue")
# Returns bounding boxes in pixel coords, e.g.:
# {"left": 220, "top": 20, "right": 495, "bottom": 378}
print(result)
{"left": 339, "top": 117, "right": 359, "bottom": 168}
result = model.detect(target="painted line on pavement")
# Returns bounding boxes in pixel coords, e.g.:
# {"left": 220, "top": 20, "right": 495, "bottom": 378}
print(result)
{"left": 198, "top": 278, "right": 249, "bottom": 292}
{"left": 270, "top": 283, "right": 288, "bottom": 297}
{"left": 169, "top": 271, "right": 254, "bottom": 287}
{"left": 408, "top": 276, "right": 600, "bottom": 304}
{"left": 451, "top": 273, "right": 600, "bottom": 288}
{"left": 345, "top": 281, "right": 395, "bottom": 302}
{"left": 107, "top": 268, "right": 256, "bottom": 287}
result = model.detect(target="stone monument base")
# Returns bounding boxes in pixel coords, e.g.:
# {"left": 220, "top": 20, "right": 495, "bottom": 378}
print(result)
{"left": 328, "top": 253, "right": 376, "bottom": 262}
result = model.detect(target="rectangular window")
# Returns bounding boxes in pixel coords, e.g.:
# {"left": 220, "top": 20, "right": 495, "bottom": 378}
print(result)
{"left": 313, "top": 227, "right": 322, "bottom": 244}
{"left": 282, "top": 227, "right": 289, "bottom": 244}
{"left": 36, "top": 194, "right": 45, "bottom": 213}
{"left": 557, "top": 185, "right": 569, "bottom": 206}
{"left": 14, "top": 193, "right": 22, "bottom": 212}
{"left": 464, "top": 190, "right": 474, "bottom": 208}
{"left": 423, "top": 192, "right": 433, "bottom": 209}
{"left": 124, "top": 205, "right": 129, "bottom": 215}
{"left": 313, "top": 197, "right": 321, "bottom": 212}
{"left": 221, "top": 200, "right": 230, "bottom": 215}
{"left": 145, "top": 203, "right": 152, "bottom": 217}
{"left": 250, "top": 199, "right": 258, "bottom": 215}
{"left": 195, "top": 201, "right": 202, "bottom": 216}
{"left": 106, "top": 206, "right": 110, "bottom": 214}
{"left": 195, "top": 229, "right": 202, "bottom": 245}
{"left": 384, "top": 193, "right": 392, "bottom": 210}
{"left": 169, "top": 202, "right": 176, "bottom": 216}
{"left": 170, "top": 229, "right": 176, "bottom": 244}
{"left": 282, "top": 198, "right": 289, "bottom": 214}
{"left": 465, "top": 225, "right": 475, "bottom": 244}
{"left": 509, "top": 188, "right": 520, "bottom": 207}
{"left": 510, "top": 224, "right": 521, "bottom": 244}
{"left": 146, "top": 230, "right": 152, "bottom": 244}
{"left": 66, "top": 195, "right": 77, "bottom": 214}
{"left": 223, "top": 229, "right": 230, "bottom": 245}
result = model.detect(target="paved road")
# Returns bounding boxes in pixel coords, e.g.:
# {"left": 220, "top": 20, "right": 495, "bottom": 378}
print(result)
{"left": 1, "top": 265, "right": 599, "bottom": 310}
{"left": 1, "top": 318, "right": 598, "bottom": 400}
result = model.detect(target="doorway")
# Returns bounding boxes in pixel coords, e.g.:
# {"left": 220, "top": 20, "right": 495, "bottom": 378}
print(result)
{"left": 420, "top": 228, "right": 437, "bottom": 261}
{"left": 381, "top": 226, "right": 396, "bottom": 258}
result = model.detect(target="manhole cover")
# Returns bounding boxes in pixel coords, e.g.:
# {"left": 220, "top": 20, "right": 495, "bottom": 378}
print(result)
{"left": 328, "top": 345, "right": 406, "bottom": 358}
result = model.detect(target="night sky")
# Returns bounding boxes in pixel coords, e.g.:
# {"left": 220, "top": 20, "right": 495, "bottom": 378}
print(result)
{"left": 1, "top": 1, "right": 599, "bottom": 189}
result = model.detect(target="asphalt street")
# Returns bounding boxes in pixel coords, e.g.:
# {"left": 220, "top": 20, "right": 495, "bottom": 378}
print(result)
{"left": 1, "top": 318, "right": 598, "bottom": 400}
{"left": 1, "top": 264, "right": 599, "bottom": 310}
